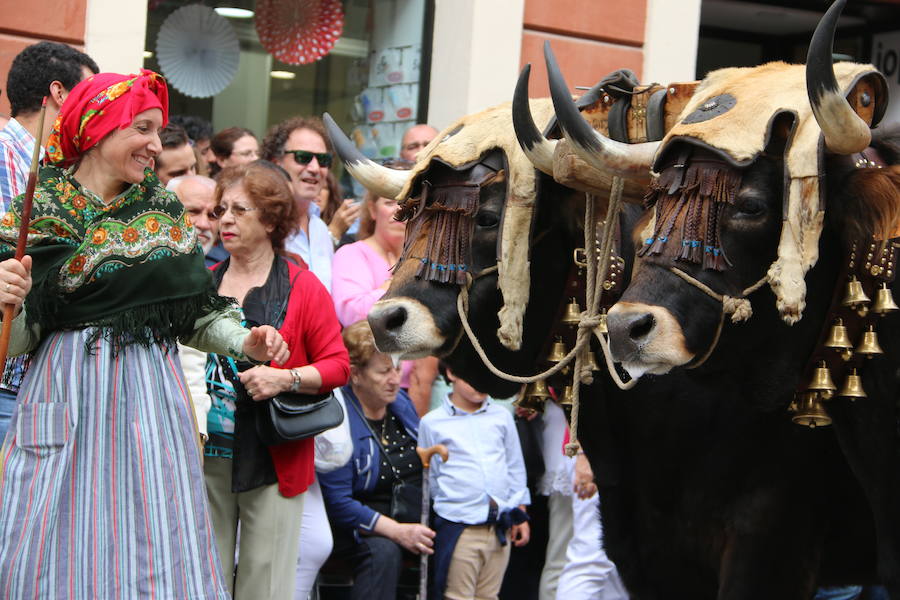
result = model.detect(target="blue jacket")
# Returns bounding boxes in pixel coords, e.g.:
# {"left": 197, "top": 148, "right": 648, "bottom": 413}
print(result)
{"left": 319, "top": 384, "right": 420, "bottom": 535}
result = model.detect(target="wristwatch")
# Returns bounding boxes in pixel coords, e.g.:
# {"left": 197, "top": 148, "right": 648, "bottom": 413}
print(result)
{"left": 289, "top": 368, "right": 302, "bottom": 393}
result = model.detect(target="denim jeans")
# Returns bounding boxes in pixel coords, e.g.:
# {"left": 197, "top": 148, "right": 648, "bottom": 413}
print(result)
{"left": 0, "top": 388, "right": 17, "bottom": 443}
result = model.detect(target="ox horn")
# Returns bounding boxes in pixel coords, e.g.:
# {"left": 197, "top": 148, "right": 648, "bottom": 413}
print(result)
{"left": 513, "top": 64, "right": 557, "bottom": 175}
{"left": 323, "top": 113, "right": 412, "bottom": 199}
{"left": 806, "top": 0, "right": 872, "bottom": 155}
{"left": 544, "top": 41, "right": 658, "bottom": 178}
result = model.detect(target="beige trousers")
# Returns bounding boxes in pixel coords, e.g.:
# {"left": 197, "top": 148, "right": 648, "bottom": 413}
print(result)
{"left": 445, "top": 525, "right": 511, "bottom": 600}
{"left": 204, "top": 456, "right": 305, "bottom": 600}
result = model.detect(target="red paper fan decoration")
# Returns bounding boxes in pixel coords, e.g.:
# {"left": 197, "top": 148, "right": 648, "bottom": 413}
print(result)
{"left": 256, "top": 0, "right": 344, "bottom": 65}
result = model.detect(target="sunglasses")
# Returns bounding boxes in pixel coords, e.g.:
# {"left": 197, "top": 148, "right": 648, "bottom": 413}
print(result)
{"left": 286, "top": 149, "right": 333, "bottom": 168}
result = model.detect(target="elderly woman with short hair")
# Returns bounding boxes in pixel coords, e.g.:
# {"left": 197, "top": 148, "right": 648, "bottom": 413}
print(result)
{"left": 203, "top": 161, "right": 349, "bottom": 600}
{"left": 319, "top": 320, "right": 435, "bottom": 600}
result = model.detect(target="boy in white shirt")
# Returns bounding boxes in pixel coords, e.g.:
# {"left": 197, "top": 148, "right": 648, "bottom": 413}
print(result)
{"left": 419, "top": 367, "right": 530, "bottom": 600}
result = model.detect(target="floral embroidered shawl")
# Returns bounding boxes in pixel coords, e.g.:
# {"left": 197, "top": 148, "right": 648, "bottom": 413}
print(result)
{"left": 0, "top": 165, "right": 230, "bottom": 347}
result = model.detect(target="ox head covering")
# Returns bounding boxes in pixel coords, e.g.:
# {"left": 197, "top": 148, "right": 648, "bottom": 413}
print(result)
{"left": 397, "top": 99, "right": 557, "bottom": 350}
{"left": 47, "top": 69, "right": 170, "bottom": 166}
{"left": 649, "top": 61, "right": 886, "bottom": 324}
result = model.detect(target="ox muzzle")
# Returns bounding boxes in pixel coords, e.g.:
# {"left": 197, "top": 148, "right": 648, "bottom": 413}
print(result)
{"left": 368, "top": 297, "right": 448, "bottom": 359}
{"left": 606, "top": 301, "right": 695, "bottom": 379}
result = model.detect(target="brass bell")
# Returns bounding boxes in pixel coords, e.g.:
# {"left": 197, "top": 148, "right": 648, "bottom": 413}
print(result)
{"left": 791, "top": 392, "right": 832, "bottom": 428}
{"left": 842, "top": 276, "right": 871, "bottom": 315}
{"left": 807, "top": 360, "right": 836, "bottom": 399}
{"left": 562, "top": 298, "right": 582, "bottom": 326}
{"left": 597, "top": 308, "right": 609, "bottom": 335}
{"left": 871, "top": 283, "right": 899, "bottom": 316}
{"left": 547, "top": 336, "right": 568, "bottom": 363}
{"left": 558, "top": 384, "right": 575, "bottom": 411}
{"left": 855, "top": 325, "right": 884, "bottom": 357}
{"left": 583, "top": 350, "right": 600, "bottom": 372}
{"left": 824, "top": 318, "right": 853, "bottom": 352}
{"left": 838, "top": 368, "right": 867, "bottom": 399}
{"left": 516, "top": 380, "right": 551, "bottom": 413}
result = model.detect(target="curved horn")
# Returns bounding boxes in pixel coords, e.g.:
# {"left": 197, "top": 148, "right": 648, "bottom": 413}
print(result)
{"left": 544, "top": 41, "right": 658, "bottom": 178}
{"left": 806, "top": 0, "right": 871, "bottom": 155}
{"left": 512, "top": 64, "right": 556, "bottom": 175}
{"left": 323, "top": 113, "right": 412, "bottom": 199}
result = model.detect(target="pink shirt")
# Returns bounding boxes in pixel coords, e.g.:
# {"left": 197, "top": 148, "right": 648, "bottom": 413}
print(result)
{"left": 332, "top": 240, "right": 391, "bottom": 327}
{"left": 332, "top": 239, "right": 412, "bottom": 387}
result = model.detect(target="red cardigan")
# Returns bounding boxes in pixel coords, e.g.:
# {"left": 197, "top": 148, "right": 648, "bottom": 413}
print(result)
{"left": 269, "top": 261, "right": 350, "bottom": 497}
{"left": 214, "top": 258, "right": 350, "bottom": 498}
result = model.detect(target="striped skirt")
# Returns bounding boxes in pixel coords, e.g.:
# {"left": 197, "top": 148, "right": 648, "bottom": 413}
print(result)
{"left": 0, "top": 329, "right": 231, "bottom": 599}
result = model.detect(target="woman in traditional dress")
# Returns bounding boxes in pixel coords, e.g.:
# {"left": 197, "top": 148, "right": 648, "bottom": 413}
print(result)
{"left": 0, "top": 70, "right": 288, "bottom": 599}
{"left": 202, "top": 161, "right": 349, "bottom": 600}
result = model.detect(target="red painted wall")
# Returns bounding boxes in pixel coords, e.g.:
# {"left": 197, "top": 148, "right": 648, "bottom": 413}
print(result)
{"left": 521, "top": 0, "right": 647, "bottom": 98}
{"left": 0, "top": 0, "right": 88, "bottom": 117}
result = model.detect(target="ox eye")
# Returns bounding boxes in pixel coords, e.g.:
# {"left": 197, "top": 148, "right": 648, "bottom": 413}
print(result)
{"left": 733, "top": 196, "right": 766, "bottom": 219}
{"left": 476, "top": 211, "right": 500, "bottom": 228}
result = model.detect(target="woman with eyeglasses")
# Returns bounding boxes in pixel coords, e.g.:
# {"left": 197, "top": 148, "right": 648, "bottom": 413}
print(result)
{"left": 208, "top": 126, "right": 260, "bottom": 177}
{"left": 203, "top": 161, "right": 349, "bottom": 600}
{"left": 262, "top": 117, "right": 336, "bottom": 292}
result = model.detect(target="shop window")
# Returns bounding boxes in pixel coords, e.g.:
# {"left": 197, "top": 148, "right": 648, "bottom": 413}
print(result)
{"left": 143, "top": 0, "right": 431, "bottom": 163}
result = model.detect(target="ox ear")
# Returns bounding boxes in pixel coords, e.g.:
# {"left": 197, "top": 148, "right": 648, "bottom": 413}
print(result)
{"left": 323, "top": 113, "right": 412, "bottom": 199}
{"left": 806, "top": 0, "right": 888, "bottom": 155}
{"left": 830, "top": 163, "right": 900, "bottom": 245}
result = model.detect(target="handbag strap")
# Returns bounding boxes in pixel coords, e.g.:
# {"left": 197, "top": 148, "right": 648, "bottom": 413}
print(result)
{"left": 272, "top": 268, "right": 303, "bottom": 330}
{"left": 349, "top": 397, "right": 403, "bottom": 480}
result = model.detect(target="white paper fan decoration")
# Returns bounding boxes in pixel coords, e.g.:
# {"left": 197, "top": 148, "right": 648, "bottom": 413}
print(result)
{"left": 156, "top": 4, "right": 240, "bottom": 98}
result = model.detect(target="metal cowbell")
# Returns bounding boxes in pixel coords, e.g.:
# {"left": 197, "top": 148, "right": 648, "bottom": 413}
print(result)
{"left": 547, "top": 337, "right": 568, "bottom": 363}
{"left": 842, "top": 276, "right": 871, "bottom": 315}
{"left": 856, "top": 325, "right": 884, "bottom": 357}
{"left": 597, "top": 308, "right": 609, "bottom": 335}
{"left": 824, "top": 318, "right": 853, "bottom": 351}
{"left": 516, "top": 380, "right": 551, "bottom": 413}
{"left": 791, "top": 392, "right": 832, "bottom": 428}
{"left": 871, "top": 283, "right": 899, "bottom": 316}
{"left": 807, "top": 360, "right": 836, "bottom": 399}
{"left": 838, "top": 368, "right": 867, "bottom": 399}
{"left": 562, "top": 298, "right": 582, "bottom": 326}
{"left": 559, "top": 384, "right": 575, "bottom": 411}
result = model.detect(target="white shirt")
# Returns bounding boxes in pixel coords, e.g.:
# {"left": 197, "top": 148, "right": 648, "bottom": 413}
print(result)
{"left": 418, "top": 395, "right": 531, "bottom": 524}
{"left": 284, "top": 208, "right": 334, "bottom": 292}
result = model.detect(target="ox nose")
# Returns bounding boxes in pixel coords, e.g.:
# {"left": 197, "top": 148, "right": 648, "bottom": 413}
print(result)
{"left": 368, "top": 304, "right": 408, "bottom": 341}
{"left": 607, "top": 311, "right": 657, "bottom": 361}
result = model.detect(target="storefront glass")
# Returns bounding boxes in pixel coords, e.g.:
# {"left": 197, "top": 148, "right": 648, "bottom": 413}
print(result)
{"left": 143, "top": 0, "right": 430, "bottom": 161}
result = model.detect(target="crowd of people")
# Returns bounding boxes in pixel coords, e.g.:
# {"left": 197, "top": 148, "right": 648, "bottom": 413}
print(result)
{"left": 0, "top": 39, "right": 877, "bottom": 600}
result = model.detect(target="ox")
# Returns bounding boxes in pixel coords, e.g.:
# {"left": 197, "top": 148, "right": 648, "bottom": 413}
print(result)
{"left": 537, "top": 0, "right": 900, "bottom": 598}
{"left": 325, "top": 1, "right": 899, "bottom": 594}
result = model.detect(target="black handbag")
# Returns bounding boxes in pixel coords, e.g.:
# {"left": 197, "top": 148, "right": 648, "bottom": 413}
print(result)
{"left": 243, "top": 267, "right": 345, "bottom": 446}
{"left": 350, "top": 398, "right": 422, "bottom": 523}
{"left": 255, "top": 391, "right": 345, "bottom": 446}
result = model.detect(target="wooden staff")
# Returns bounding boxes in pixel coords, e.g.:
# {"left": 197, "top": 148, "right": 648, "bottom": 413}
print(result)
{"left": 0, "top": 97, "right": 47, "bottom": 367}
{"left": 416, "top": 443, "right": 448, "bottom": 600}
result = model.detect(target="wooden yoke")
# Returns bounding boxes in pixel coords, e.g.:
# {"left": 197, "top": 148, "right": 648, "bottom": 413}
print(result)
{"left": 552, "top": 81, "right": 700, "bottom": 204}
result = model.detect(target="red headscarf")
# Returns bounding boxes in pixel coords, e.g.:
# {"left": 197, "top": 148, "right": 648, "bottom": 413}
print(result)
{"left": 46, "top": 69, "right": 169, "bottom": 166}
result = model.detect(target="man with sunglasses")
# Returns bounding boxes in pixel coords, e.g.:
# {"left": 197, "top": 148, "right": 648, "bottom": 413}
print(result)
{"left": 262, "top": 116, "right": 335, "bottom": 292}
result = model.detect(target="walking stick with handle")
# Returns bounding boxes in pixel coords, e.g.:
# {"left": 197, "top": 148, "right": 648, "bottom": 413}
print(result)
{"left": 416, "top": 443, "right": 448, "bottom": 600}
{"left": 0, "top": 97, "right": 47, "bottom": 368}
